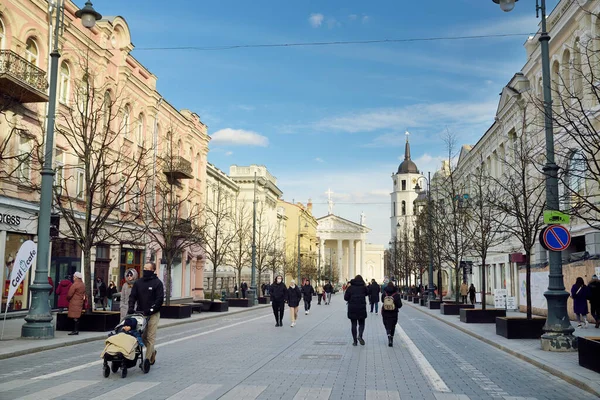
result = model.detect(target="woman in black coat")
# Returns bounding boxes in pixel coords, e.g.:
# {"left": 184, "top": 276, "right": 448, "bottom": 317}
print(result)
{"left": 270, "top": 275, "right": 287, "bottom": 327}
{"left": 369, "top": 279, "right": 381, "bottom": 314}
{"left": 301, "top": 280, "right": 315, "bottom": 315}
{"left": 287, "top": 280, "right": 302, "bottom": 327}
{"left": 344, "top": 275, "right": 369, "bottom": 346}
{"left": 381, "top": 282, "right": 402, "bottom": 347}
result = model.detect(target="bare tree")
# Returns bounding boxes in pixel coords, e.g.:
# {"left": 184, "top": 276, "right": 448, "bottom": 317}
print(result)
{"left": 229, "top": 198, "right": 251, "bottom": 290}
{"left": 466, "top": 157, "right": 509, "bottom": 310}
{"left": 254, "top": 206, "right": 279, "bottom": 290}
{"left": 202, "top": 181, "right": 236, "bottom": 299}
{"left": 51, "top": 60, "right": 150, "bottom": 310}
{"left": 488, "top": 103, "right": 546, "bottom": 319}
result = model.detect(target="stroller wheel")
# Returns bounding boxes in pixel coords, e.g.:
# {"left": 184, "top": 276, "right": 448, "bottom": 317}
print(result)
{"left": 111, "top": 362, "right": 119, "bottom": 373}
{"left": 103, "top": 365, "right": 110, "bottom": 378}
{"left": 121, "top": 368, "right": 127, "bottom": 378}
{"left": 143, "top": 358, "right": 151, "bottom": 374}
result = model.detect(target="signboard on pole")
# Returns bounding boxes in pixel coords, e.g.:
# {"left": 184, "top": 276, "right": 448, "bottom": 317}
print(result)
{"left": 506, "top": 296, "right": 517, "bottom": 310}
{"left": 540, "top": 225, "right": 571, "bottom": 252}
{"left": 494, "top": 288, "right": 507, "bottom": 309}
{"left": 543, "top": 210, "right": 570, "bottom": 225}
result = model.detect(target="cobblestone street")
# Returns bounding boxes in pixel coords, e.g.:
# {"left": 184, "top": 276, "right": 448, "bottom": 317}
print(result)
{"left": 0, "top": 297, "right": 596, "bottom": 400}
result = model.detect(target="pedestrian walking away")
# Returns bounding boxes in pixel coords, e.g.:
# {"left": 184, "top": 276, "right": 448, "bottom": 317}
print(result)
{"left": 128, "top": 262, "right": 164, "bottom": 365}
{"left": 67, "top": 271, "right": 86, "bottom": 335}
{"left": 241, "top": 280, "right": 248, "bottom": 299}
{"left": 95, "top": 276, "right": 107, "bottom": 311}
{"left": 460, "top": 280, "right": 468, "bottom": 304}
{"left": 344, "top": 274, "right": 369, "bottom": 346}
{"left": 107, "top": 281, "right": 118, "bottom": 311}
{"left": 287, "top": 280, "right": 302, "bottom": 327}
{"left": 120, "top": 268, "right": 138, "bottom": 320}
{"left": 571, "top": 276, "right": 590, "bottom": 328}
{"left": 301, "top": 279, "right": 315, "bottom": 315}
{"left": 369, "top": 279, "right": 380, "bottom": 314}
{"left": 55, "top": 275, "right": 73, "bottom": 311}
{"left": 324, "top": 280, "right": 333, "bottom": 305}
{"left": 316, "top": 284, "right": 323, "bottom": 305}
{"left": 588, "top": 274, "right": 600, "bottom": 328}
{"left": 270, "top": 275, "right": 287, "bottom": 327}
{"left": 468, "top": 283, "right": 476, "bottom": 305}
{"left": 381, "top": 281, "right": 402, "bottom": 347}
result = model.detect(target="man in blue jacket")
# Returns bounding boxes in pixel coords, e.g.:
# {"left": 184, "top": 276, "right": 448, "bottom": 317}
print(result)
{"left": 128, "top": 262, "right": 164, "bottom": 365}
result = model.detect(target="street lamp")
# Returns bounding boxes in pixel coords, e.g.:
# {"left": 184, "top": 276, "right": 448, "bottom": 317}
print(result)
{"left": 250, "top": 172, "right": 260, "bottom": 305}
{"left": 297, "top": 211, "right": 308, "bottom": 284}
{"left": 415, "top": 172, "right": 435, "bottom": 301}
{"left": 492, "top": 0, "right": 576, "bottom": 351}
{"left": 22, "top": 0, "right": 101, "bottom": 339}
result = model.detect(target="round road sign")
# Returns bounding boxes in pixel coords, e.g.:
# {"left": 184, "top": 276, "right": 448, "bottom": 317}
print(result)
{"left": 540, "top": 224, "right": 571, "bottom": 252}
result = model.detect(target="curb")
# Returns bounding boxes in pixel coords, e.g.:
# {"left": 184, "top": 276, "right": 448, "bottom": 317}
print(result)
{"left": 405, "top": 302, "right": 600, "bottom": 398}
{"left": 0, "top": 305, "right": 270, "bottom": 360}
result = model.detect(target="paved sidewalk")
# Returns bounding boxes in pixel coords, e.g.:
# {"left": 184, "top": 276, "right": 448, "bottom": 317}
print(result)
{"left": 405, "top": 300, "right": 600, "bottom": 397}
{"left": 0, "top": 305, "right": 270, "bottom": 360}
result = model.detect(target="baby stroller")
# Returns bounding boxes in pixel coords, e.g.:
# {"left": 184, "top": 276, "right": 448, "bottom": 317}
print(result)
{"left": 101, "top": 313, "right": 150, "bottom": 378}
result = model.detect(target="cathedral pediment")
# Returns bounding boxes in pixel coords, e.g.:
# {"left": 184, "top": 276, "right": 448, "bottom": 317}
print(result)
{"left": 317, "top": 215, "right": 370, "bottom": 234}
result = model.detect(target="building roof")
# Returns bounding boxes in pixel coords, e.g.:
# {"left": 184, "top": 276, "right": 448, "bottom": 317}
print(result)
{"left": 397, "top": 136, "right": 419, "bottom": 174}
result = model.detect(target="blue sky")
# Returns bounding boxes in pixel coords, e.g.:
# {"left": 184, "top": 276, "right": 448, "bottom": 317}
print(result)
{"left": 76, "top": 0, "right": 558, "bottom": 245}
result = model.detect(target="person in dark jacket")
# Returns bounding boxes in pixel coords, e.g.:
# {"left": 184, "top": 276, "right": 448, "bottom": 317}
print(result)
{"left": 287, "top": 280, "right": 302, "bottom": 327}
{"left": 369, "top": 279, "right": 380, "bottom": 314}
{"left": 381, "top": 282, "right": 402, "bottom": 347}
{"left": 344, "top": 275, "right": 369, "bottom": 346}
{"left": 55, "top": 275, "right": 73, "bottom": 310}
{"left": 270, "top": 275, "right": 287, "bottom": 327}
{"left": 301, "top": 280, "right": 315, "bottom": 315}
{"left": 468, "top": 283, "right": 476, "bottom": 305}
{"left": 95, "top": 277, "right": 107, "bottom": 311}
{"left": 571, "top": 276, "right": 590, "bottom": 328}
{"left": 323, "top": 280, "right": 333, "bottom": 305}
{"left": 241, "top": 280, "right": 248, "bottom": 299}
{"left": 588, "top": 275, "right": 600, "bottom": 328}
{"left": 128, "top": 263, "right": 164, "bottom": 365}
{"left": 106, "top": 281, "right": 118, "bottom": 311}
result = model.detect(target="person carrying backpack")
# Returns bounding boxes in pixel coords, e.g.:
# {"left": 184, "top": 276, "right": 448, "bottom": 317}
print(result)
{"left": 381, "top": 281, "right": 402, "bottom": 347}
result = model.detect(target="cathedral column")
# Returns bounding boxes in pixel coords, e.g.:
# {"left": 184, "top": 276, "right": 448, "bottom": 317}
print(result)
{"left": 319, "top": 239, "right": 325, "bottom": 280}
{"left": 337, "top": 239, "right": 343, "bottom": 283}
{"left": 360, "top": 239, "right": 366, "bottom": 278}
{"left": 348, "top": 239, "right": 355, "bottom": 279}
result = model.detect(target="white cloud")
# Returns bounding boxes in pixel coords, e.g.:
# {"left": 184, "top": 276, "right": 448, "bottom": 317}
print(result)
{"left": 315, "top": 157, "right": 325, "bottom": 163}
{"left": 210, "top": 128, "right": 269, "bottom": 147}
{"left": 362, "top": 15, "right": 370, "bottom": 24}
{"left": 225, "top": 151, "right": 233, "bottom": 156}
{"left": 308, "top": 13, "right": 324, "bottom": 28}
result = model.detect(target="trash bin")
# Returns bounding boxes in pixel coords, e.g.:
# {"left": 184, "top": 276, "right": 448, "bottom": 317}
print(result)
{"left": 246, "top": 289, "right": 256, "bottom": 305}
{"left": 112, "top": 293, "right": 121, "bottom": 312}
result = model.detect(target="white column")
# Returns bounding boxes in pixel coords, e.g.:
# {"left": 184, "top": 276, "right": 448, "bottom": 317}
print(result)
{"left": 337, "top": 239, "right": 343, "bottom": 283}
{"left": 360, "top": 239, "right": 366, "bottom": 278}
{"left": 319, "top": 239, "right": 325, "bottom": 274}
{"left": 348, "top": 240, "right": 355, "bottom": 279}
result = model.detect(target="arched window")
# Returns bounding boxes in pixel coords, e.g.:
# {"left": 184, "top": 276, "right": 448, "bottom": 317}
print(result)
{"left": 137, "top": 113, "right": 144, "bottom": 145}
{"left": 551, "top": 60, "right": 560, "bottom": 109}
{"left": 58, "top": 62, "right": 70, "bottom": 104}
{"left": 25, "top": 38, "right": 38, "bottom": 65}
{"left": 0, "top": 19, "right": 5, "bottom": 49}
{"left": 561, "top": 50, "right": 571, "bottom": 99}
{"left": 568, "top": 150, "right": 586, "bottom": 198}
{"left": 122, "top": 105, "right": 130, "bottom": 137}
{"left": 573, "top": 39, "right": 583, "bottom": 98}
{"left": 401, "top": 200, "right": 406, "bottom": 216}
{"left": 102, "top": 91, "right": 111, "bottom": 130}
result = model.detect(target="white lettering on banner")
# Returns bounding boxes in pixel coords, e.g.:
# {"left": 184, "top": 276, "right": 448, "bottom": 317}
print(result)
{"left": 0, "top": 213, "right": 21, "bottom": 226}
{"left": 7, "top": 240, "right": 37, "bottom": 305}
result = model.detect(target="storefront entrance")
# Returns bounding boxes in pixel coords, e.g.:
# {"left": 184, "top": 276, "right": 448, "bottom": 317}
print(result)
{"left": 50, "top": 239, "right": 81, "bottom": 309}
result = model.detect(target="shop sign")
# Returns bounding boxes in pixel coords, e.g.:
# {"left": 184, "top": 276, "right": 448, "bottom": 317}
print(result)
{"left": 6, "top": 240, "right": 37, "bottom": 306}
{"left": 0, "top": 213, "right": 21, "bottom": 226}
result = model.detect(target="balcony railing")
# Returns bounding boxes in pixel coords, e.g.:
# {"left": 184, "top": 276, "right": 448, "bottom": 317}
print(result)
{"left": 0, "top": 50, "right": 49, "bottom": 103}
{"left": 163, "top": 156, "right": 193, "bottom": 180}
{"left": 172, "top": 218, "right": 193, "bottom": 237}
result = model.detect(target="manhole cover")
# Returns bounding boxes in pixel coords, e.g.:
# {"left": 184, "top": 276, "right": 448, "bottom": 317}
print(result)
{"left": 314, "top": 341, "right": 347, "bottom": 345}
{"left": 300, "top": 354, "right": 342, "bottom": 360}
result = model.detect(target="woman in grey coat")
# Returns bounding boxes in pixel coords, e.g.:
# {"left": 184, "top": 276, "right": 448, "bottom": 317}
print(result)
{"left": 120, "top": 268, "right": 138, "bottom": 319}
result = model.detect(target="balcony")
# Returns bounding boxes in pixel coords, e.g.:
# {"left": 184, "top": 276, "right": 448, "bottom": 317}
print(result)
{"left": 172, "top": 218, "right": 193, "bottom": 238}
{"left": 163, "top": 156, "right": 193, "bottom": 180}
{"left": 0, "top": 50, "right": 49, "bottom": 103}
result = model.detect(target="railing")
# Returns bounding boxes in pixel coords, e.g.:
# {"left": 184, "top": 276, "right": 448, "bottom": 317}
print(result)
{"left": 163, "top": 155, "right": 193, "bottom": 177}
{"left": 0, "top": 50, "right": 49, "bottom": 93}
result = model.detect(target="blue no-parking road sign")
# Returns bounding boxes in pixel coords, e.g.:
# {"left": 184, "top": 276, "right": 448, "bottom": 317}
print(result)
{"left": 540, "top": 224, "right": 571, "bottom": 251}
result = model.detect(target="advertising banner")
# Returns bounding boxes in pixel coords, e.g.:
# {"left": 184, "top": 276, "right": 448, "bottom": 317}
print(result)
{"left": 519, "top": 271, "right": 548, "bottom": 309}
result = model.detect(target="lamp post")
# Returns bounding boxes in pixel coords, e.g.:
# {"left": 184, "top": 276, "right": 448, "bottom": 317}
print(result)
{"left": 21, "top": 0, "right": 101, "bottom": 339}
{"left": 492, "top": 0, "right": 576, "bottom": 351}
{"left": 296, "top": 211, "right": 308, "bottom": 284}
{"left": 250, "top": 172, "right": 258, "bottom": 305}
{"left": 415, "top": 172, "right": 435, "bottom": 301}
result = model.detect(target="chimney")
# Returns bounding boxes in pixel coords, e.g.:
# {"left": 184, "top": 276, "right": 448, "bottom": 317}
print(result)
{"left": 307, "top": 198, "right": 313, "bottom": 214}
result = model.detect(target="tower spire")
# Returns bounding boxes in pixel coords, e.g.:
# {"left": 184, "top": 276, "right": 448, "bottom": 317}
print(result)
{"left": 405, "top": 131, "right": 411, "bottom": 160}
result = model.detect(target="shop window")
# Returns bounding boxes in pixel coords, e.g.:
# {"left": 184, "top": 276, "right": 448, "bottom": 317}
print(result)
{"left": 3, "top": 233, "right": 34, "bottom": 312}
{"left": 17, "top": 136, "right": 32, "bottom": 182}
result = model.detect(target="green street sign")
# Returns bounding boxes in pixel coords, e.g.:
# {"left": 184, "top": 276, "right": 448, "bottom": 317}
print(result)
{"left": 544, "top": 210, "right": 570, "bottom": 225}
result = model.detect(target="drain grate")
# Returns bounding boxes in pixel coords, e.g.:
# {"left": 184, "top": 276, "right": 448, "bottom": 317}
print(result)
{"left": 314, "top": 341, "right": 347, "bottom": 346}
{"left": 300, "top": 354, "right": 342, "bottom": 360}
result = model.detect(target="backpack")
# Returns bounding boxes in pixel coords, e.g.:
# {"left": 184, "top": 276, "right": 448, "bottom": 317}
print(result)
{"left": 383, "top": 292, "right": 397, "bottom": 311}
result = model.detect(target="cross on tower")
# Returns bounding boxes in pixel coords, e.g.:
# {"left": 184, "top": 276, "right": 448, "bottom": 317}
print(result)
{"left": 326, "top": 188, "right": 334, "bottom": 215}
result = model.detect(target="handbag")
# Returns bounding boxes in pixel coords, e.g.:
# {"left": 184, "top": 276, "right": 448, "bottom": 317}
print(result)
{"left": 82, "top": 295, "right": 89, "bottom": 315}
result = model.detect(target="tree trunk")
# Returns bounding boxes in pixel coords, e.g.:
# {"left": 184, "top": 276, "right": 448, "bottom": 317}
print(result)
{"left": 455, "top": 265, "right": 460, "bottom": 303}
{"left": 165, "top": 259, "right": 172, "bottom": 306}
{"left": 525, "top": 251, "right": 532, "bottom": 320}
{"left": 481, "top": 257, "right": 487, "bottom": 310}
{"left": 83, "top": 248, "right": 93, "bottom": 313}
{"left": 211, "top": 266, "right": 217, "bottom": 299}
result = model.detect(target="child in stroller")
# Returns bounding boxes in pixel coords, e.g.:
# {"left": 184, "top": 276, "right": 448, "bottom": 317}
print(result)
{"left": 101, "top": 313, "right": 150, "bottom": 378}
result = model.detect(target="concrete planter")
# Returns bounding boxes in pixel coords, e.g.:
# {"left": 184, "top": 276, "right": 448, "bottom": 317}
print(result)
{"left": 193, "top": 300, "right": 213, "bottom": 312}
{"left": 460, "top": 308, "right": 506, "bottom": 323}
{"left": 428, "top": 300, "right": 442, "bottom": 310}
{"left": 258, "top": 296, "right": 270, "bottom": 304}
{"left": 209, "top": 301, "right": 229, "bottom": 312}
{"left": 578, "top": 337, "right": 600, "bottom": 373}
{"left": 407, "top": 295, "right": 414, "bottom": 302}
{"left": 419, "top": 298, "right": 427, "bottom": 306}
{"left": 412, "top": 297, "right": 420, "bottom": 304}
{"left": 440, "top": 303, "right": 474, "bottom": 315}
{"left": 228, "top": 298, "right": 253, "bottom": 307}
{"left": 57, "top": 311, "right": 121, "bottom": 332}
{"left": 160, "top": 304, "right": 192, "bottom": 319}
{"left": 495, "top": 317, "right": 546, "bottom": 339}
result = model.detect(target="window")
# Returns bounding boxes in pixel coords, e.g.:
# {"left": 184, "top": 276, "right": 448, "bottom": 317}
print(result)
{"left": 561, "top": 50, "right": 571, "bottom": 99}
{"left": 508, "top": 130, "right": 518, "bottom": 161}
{"left": 54, "top": 149, "right": 64, "bottom": 196}
{"left": 573, "top": 39, "right": 583, "bottom": 98}
{"left": 392, "top": 201, "right": 396, "bottom": 217}
{"left": 17, "top": 136, "right": 31, "bottom": 181}
{"left": 119, "top": 175, "right": 126, "bottom": 211}
{"left": 0, "top": 19, "right": 5, "bottom": 49}
{"left": 568, "top": 150, "right": 586, "bottom": 205}
{"left": 401, "top": 201, "right": 406, "bottom": 216}
{"left": 77, "top": 73, "right": 89, "bottom": 114}
{"left": 76, "top": 169, "right": 85, "bottom": 200}
{"left": 136, "top": 114, "right": 144, "bottom": 145}
{"left": 59, "top": 62, "right": 70, "bottom": 104}
{"left": 131, "top": 183, "right": 140, "bottom": 212}
{"left": 102, "top": 91, "right": 111, "bottom": 130}
{"left": 122, "top": 105, "right": 130, "bottom": 138}
{"left": 25, "top": 38, "right": 38, "bottom": 65}
{"left": 401, "top": 180, "right": 406, "bottom": 191}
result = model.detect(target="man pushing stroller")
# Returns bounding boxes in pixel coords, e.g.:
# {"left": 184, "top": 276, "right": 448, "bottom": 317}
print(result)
{"left": 128, "top": 262, "right": 164, "bottom": 365}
